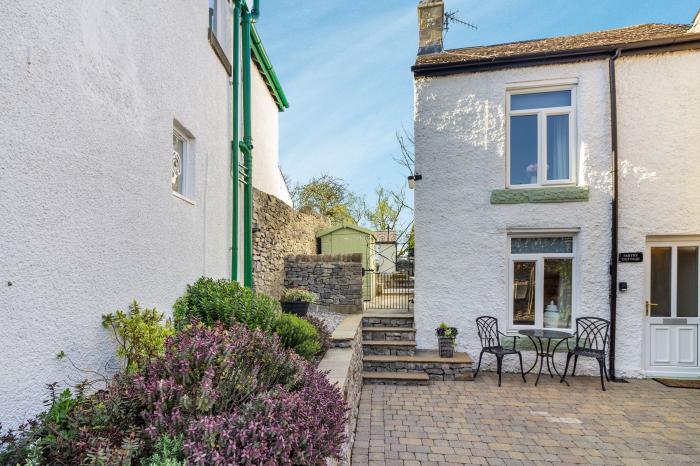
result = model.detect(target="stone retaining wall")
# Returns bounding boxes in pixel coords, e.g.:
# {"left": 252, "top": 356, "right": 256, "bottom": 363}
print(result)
{"left": 284, "top": 254, "right": 363, "bottom": 313}
{"left": 318, "top": 315, "right": 363, "bottom": 466}
{"left": 362, "top": 360, "right": 473, "bottom": 381}
{"left": 252, "top": 188, "right": 330, "bottom": 299}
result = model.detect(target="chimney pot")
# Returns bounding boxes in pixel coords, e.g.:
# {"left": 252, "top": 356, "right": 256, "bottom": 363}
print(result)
{"left": 417, "top": 0, "right": 444, "bottom": 55}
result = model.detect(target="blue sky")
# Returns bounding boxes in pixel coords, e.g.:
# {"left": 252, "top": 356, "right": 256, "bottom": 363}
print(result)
{"left": 256, "top": 0, "right": 697, "bottom": 203}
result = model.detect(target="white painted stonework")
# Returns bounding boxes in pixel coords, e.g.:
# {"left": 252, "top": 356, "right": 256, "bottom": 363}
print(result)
{"left": 0, "top": 1, "right": 288, "bottom": 428}
{"left": 414, "top": 50, "right": 700, "bottom": 377}
{"left": 616, "top": 51, "right": 700, "bottom": 377}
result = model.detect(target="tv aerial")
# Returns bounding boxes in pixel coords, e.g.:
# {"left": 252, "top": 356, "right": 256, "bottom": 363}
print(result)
{"left": 444, "top": 9, "right": 478, "bottom": 36}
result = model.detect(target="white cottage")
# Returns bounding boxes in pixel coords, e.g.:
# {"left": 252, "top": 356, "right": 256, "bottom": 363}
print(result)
{"left": 412, "top": 1, "right": 700, "bottom": 379}
{"left": 0, "top": 1, "right": 289, "bottom": 427}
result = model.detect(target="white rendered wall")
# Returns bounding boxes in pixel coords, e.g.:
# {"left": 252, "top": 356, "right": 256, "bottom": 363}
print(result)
{"left": 0, "top": 0, "right": 239, "bottom": 428}
{"left": 414, "top": 61, "right": 614, "bottom": 375}
{"left": 376, "top": 243, "right": 397, "bottom": 273}
{"left": 414, "top": 50, "right": 700, "bottom": 377}
{"left": 615, "top": 51, "right": 700, "bottom": 376}
{"left": 252, "top": 65, "right": 292, "bottom": 206}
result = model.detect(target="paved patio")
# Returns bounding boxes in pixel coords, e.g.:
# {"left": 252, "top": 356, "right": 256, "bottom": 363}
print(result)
{"left": 351, "top": 373, "right": 700, "bottom": 465}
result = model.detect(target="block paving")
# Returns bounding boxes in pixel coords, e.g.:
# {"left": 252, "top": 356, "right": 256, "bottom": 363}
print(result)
{"left": 351, "top": 373, "right": 700, "bottom": 465}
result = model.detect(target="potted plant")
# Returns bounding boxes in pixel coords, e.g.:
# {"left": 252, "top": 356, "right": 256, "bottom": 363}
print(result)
{"left": 280, "top": 288, "right": 317, "bottom": 317}
{"left": 435, "top": 322, "right": 458, "bottom": 358}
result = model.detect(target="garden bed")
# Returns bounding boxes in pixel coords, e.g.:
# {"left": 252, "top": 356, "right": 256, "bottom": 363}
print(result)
{"left": 308, "top": 304, "right": 347, "bottom": 333}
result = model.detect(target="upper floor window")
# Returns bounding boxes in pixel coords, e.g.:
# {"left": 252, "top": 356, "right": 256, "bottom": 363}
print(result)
{"left": 507, "top": 87, "right": 576, "bottom": 187}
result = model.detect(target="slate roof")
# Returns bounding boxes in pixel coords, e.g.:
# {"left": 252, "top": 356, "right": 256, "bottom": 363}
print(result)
{"left": 415, "top": 23, "right": 692, "bottom": 67}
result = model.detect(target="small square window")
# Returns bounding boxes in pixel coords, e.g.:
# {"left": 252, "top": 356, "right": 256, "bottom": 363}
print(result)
{"left": 507, "top": 87, "right": 576, "bottom": 187}
{"left": 172, "top": 125, "right": 194, "bottom": 201}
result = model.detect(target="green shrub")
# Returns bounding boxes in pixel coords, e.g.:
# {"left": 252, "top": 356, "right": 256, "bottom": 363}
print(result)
{"left": 303, "top": 315, "right": 332, "bottom": 356}
{"left": 280, "top": 287, "right": 318, "bottom": 303}
{"left": 273, "top": 313, "right": 321, "bottom": 360}
{"left": 140, "top": 435, "right": 184, "bottom": 466}
{"left": 173, "top": 278, "right": 324, "bottom": 359}
{"left": 172, "top": 277, "right": 280, "bottom": 332}
{"left": 102, "top": 301, "right": 173, "bottom": 374}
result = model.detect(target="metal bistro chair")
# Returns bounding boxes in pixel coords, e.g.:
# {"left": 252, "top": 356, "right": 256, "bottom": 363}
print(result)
{"left": 474, "top": 316, "right": 527, "bottom": 387}
{"left": 560, "top": 317, "right": 610, "bottom": 391}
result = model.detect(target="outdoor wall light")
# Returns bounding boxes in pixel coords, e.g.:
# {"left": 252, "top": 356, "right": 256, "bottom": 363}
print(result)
{"left": 408, "top": 174, "right": 422, "bottom": 189}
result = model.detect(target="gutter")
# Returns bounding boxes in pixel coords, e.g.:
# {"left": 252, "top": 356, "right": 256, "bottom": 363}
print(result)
{"left": 251, "top": 25, "right": 289, "bottom": 111}
{"left": 231, "top": 1, "right": 242, "bottom": 282}
{"left": 240, "top": 0, "right": 259, "bottom": 288}
{"left": 411, "top": 33, "right": 700, "bottom": 76}
{"left": 608, "top": 48, "right": 621, "bottom": 381}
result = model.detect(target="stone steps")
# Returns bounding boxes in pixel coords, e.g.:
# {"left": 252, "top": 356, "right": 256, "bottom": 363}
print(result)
{"left": 360, "top": 310, "right": 473, "bottom": 384}
{"left": 362, "top": 327, "right": 416, "bottom": 341}
{"left": 362, "top": 312, "right": 414, "bottom": 328}
{"left": 363, "top": 340, "right": 416, "bottom": 356}
{"left": 363, "top": 371, "right": 429, "bottom": 385}
{"left": 363, "top": 350, "right": 474, "bottom": 381}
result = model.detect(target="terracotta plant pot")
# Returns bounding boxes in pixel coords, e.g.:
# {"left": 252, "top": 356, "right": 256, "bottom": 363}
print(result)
{"left": 281, "top": 301, "right": 310, "bottom": 317}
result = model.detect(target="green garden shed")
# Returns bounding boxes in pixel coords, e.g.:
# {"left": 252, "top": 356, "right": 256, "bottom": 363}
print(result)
{"left": 316, "top": 223, "right": 376, "bottom": 300}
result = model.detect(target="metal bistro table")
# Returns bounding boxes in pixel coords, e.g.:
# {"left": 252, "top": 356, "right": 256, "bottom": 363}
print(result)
{"left": 517, "top": 329, "right": 573, "bottom": 386}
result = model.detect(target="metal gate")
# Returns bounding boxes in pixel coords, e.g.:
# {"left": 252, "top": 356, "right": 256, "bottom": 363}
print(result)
{"left": 363, "top": 271, "right": 414, "bottom": 310}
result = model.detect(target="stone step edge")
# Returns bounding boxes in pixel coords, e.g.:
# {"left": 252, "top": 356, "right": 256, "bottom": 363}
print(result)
{"left": 362, "top": 340, "right": 417, "bottom": 347}
{"left": 363, "top": 352, "right": 473, "bottom": 364}
{"left": 362, "top": 313, "right": 414, "bottom": 319}
{"left": 362, "top": 327, "right": 416, "bottom": 332}
{"left": 362, "top": 371, "right": 429, "bottom": 381}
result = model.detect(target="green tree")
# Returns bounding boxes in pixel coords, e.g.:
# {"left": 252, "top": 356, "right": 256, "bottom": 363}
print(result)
{"left": 365, "top": 186, "right": 408, "bottom": 232}
{"left": 292, "top": 174, "right": 363, "bottom": 224}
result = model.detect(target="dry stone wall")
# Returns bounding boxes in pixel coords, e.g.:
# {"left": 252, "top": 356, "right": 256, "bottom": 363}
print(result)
{"left": 252, "top": 188, "right": 329, "bottom": 299}
{"left": 284, "top": 254, "right": 363, "bottom": 313}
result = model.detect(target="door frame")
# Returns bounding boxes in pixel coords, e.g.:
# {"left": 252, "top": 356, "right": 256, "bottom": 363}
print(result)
{"left": 643, "top": 239, "right": 700, "bottom": 377}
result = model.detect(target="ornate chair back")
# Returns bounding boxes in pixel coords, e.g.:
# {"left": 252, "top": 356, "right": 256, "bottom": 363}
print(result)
{"left": 476, "top": 316, "right": 500, "bottom": 349}
{"left": 574, "top": 317, "right": 610, "bottom": 352}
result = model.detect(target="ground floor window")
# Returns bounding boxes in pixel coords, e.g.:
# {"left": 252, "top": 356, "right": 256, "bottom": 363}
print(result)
{"left": 509, "top": 236, "right": 574, "bottom": 330}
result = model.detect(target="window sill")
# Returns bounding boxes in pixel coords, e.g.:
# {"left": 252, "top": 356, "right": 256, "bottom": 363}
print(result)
{"left": 172, "top": 191, "right": 196, "bottom": 205}
{"left": 208, "top": 28, "right": 232, "bottom": 77}
{"left": 491, "top": 186, "right": 589, "bottom": 204}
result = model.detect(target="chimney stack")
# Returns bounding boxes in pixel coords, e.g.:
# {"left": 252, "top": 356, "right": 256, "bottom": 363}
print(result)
{"left": 690, "top": 8, "right": 700, "bottom": 33}
{"left": 418, "top": 0, "right": 444, "bottom": 55}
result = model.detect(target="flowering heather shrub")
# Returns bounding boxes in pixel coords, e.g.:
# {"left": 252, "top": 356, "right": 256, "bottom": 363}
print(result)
{"left": 137, "top": 323, "right": 347, "bottom": 464}
{"left": 0, "top": 379, "right": 147, "bottom": 465}
{"left": 1, "top": 323, "right": 345, "bottom": 465}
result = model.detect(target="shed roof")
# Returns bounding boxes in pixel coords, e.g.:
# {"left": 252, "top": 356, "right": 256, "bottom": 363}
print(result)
{"left": 413, "top": 23, "right": 697, "bottom": 75}
{"left": 316, "top": 223, "right": 377, "bottom": 238}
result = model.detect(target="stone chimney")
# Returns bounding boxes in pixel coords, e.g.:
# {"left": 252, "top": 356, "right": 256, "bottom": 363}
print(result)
{"left": 417, "top": 0, "right": 444, "bottom": 55}
{"left": 690, "top": 8, "right": 700, "bottom": 33}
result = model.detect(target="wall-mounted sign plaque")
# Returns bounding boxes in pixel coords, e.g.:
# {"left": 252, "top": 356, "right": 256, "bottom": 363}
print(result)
{"left": 619, "top": 252, "right": 643, "bottom": 263}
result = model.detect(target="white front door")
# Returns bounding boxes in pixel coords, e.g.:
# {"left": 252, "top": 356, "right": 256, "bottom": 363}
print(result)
{"left": 645, "top": 242, "right": 700, "bottom": 376}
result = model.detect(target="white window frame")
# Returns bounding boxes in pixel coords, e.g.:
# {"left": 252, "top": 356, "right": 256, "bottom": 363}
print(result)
{"left": 172, "top": 123, "right": 195, "bottom": 204}
{"left": 507, "top": 233, "right": 577, "bottom": 332}
{"left": 505, "top": 83, "right": 577, "bottom": 188}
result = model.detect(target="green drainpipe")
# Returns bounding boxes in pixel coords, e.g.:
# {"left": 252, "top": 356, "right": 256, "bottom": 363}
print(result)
{"left": 231, "top": 1, "right": 241, "bottom": 282}
{"left": 240, "top": 0, "right": 259, "bottom": 288}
